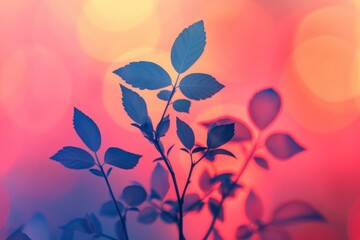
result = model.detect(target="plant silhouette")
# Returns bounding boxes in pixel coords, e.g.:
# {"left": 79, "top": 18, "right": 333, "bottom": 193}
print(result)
{"left": 8, "top": 20, "right": 325, "bottom": 240}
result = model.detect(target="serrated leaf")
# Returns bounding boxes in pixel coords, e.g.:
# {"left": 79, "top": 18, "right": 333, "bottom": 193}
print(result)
{"left": 73, "top": 108, "right": 101, "bottom": 152}
{"left": 89, "top": 169, "right": 103, "bottom": 177}
{"left": 248, "top": 88, "right": 281, "bottom": 130}
{"left": 208, "top": 198, "right": 224, "bottom": 222}
{"left": 176, "top": 117, "right": 195, "bottom": 150}
{"left": 156, "top": 115, "right": 170, "bottom": 138}
{"left": 179, "top": 73, "right": 224, "bottom": 100}
{"left": 245, "top": 190, "right": 264, "bottom": 222}
{"left": 200, "top": 116, "right": 253, "bottom": 142}
{"left": 235, "top": 225, "right": 253, "bottom": 240}
{"left": 122, "top": 185, "right": 147, "bottom": 207}
{"left": 150, "top": 163, "right": 169, "bottom": 200}
{"left": 120, "top": 84, "right": 148, "bottom": 125}
{"left": 100, "top": 201, "right": 124, "bottom": 218}
{"left": 157, "top": 90, "right": 172, "bottom": 101}
{"left": 173, "top": 99, "right": 191, "bottom": 113}
{"left": 137, "top": 207, "right": 158, "bottom": 224}
{"left": 104, "top": 147, "right": 141, "bottom": 170}
{"left": 171, "top": 20, "right": 206, "bottom": 73}
{"left": 50, "top": 146, "right": 95, "bottom": 170}
{"left": 61, "top": 218, "right": 95, "bottom": 234}
{"left": 271, "top": 201, "right": 325, "bottom": 226}
{"left": 184, "top": 193, "right": 204, "bottom": 212}
{"left": 259, "top": 228, "right": 291, "bottom": 240}
{"left": 207, "top": 123, "right": 235, "bottom": 149}
{"left": 254, "top": 156, "right": 269, "bottom": 170}
{"left": 265, "top": 133, "right": 305, "bottom": 160}
{"left": 113, "top": 61, "right": 172, "bottom": 90}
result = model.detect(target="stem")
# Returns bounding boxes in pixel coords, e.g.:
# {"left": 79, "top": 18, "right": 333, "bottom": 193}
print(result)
{"left": 94, "top": 153, "right": 129, "bottom": 240}
{"left": 180, "top": 154, "right": 195, "bottom": 204}
{"left": 202, "top": 134, "right": 261, "bottom": 239}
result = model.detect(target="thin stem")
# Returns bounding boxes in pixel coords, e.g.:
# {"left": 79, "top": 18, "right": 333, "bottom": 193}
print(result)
{"left": 202, "top": 133, "right": 261, "bottom": 239}
{"left": 94, "top": 153, "right": 129, "bottom": 240}
{"left": 180, "top": 154, "right": 195, "bottom": 203}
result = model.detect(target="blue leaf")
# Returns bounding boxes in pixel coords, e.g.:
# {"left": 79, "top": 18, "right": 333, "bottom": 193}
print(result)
{"left": 160, "top": 201, "right": 178, "bottom": 224}
{"left": 114, "top": 220, "right": 126, "bottom": 240}
{"left": 85, "top": 213, "right": 102, "bottom": 234}
{"left": 235, "top": 225, "right": 253, "bottom": 240}
{"left": 89, "top": 169, "right": 103, "bottom": 177}
{"left": 122, "top": 185, "right": 147, "bottom": 207}
{"left": 271, "top": 201, "right": 325, "bottom": 226}
{"left": 73, "top": 108, "right": 101, "bottom": 152}
{"left": 150, "top": 163, "right": 170, "bottom": 200}
{"left": 173, "top": 99, "right": 191, "bottom": 113}
{"left": 184, "top": 193, "right": 204, "bottom": 212}
{"left": 265, "top": 133, "right": 305, "bottom": 160}
{"left": 106, "top": 167, "right": 113, "bottom": 177}
{"left": 60, "top": 218, "right": 95, "bottom": 234}
{"left": 137, "top": 207, "right": 159, "bottom": 224}
{"left": 167, "top": 144, "right": 175, "bottom": 156}
{"left": 50, "top": 146, "right": 95, "bottom": 170}
{"left": 120, "top": 84, "right": 148, "bottom": 125}
{"left": 245, "top": 190, "right": 264, "bottom": 222}
{"left": 179, "top": 73, "right": 224, "bottom": 100}
{"left": 176, "top": 117, "right": 195, "bottom": 150}
{"left": 199, "top": 169, "right": 213, "bottom": 192}
{"left": 156, "top": 115, "right": 170, "bottom": 138}
{"left": 113, "top": 61, "right": 172, "bottom": 90}
{"left": 201, "top": 116, "right": 252, "bottom": 142}
{"left": 100, "top": 201, "right": 124, "bottom": 217}
{"left": 208, "top": 198, "right": 224, "bottom": 222}
{"left": 254, "top": 156, "right": 269, "bottom": 170}
{"left": 213, "top": 228, "right": 223, "bottom": 240}
{"left": 7, "top": 226, "right": 31, "bottom": 240}
{"left": 157, "top": 90, "right": 172, "bottom": 101}
{"left": 208, "top": 149, "right": 236, "bottom": 159}
{"left": 207, "top": 123, "right": 235, "bottom": 149}
{"left": 171, "top": 20, "right": 206, "bottom": 73}
{"left": 248, "top": 88, "right": 281, "bottom": 130}
{"left": 104, "top": 147, "right": 141, "bottom": 170}
{"left": 259, "top": 228, "right": 291, "bottom": 240}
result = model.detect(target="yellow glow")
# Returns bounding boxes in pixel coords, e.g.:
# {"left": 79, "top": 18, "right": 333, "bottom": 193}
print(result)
{"left": 294, "top": 36, "right": 357, "bottom": 103}
{"left": 83, "top": 0, "right": 156, "bottom": 32}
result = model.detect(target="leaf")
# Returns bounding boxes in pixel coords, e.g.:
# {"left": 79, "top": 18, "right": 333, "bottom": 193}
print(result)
{"left": 173, "top": 99, "right": 191, "bottom": 113}
{"left": 89, "top": 169, "right": 103, "bottom": 177}
{"left": 200, "top": 116, "right": 252, "bottom": 142}
{"left": 207, "top": 123, "right": 235, "bottom": 149}
{"left": 157, "top": 90, "right": 172, "bottom": 101}
{"left": 180, "top": 148, "right": 190, "bottom": 153}
{"left": 120, "top": 84, "right": 148, "bottom": 125}
{"left": 208, "top": 149, "right": 236, "bottom": 159}
{"left": 192, "top": 146, "right": 207, "bottom": 154}
{"left": 73, "top": 108, "right": 102, "bottom": 152}
{"left": 50, "top": 146, "right": 95, "bottom": 170}
{"left": 176, "top": 117, "right": 195, "bottom": 150}
{"left": 179, "top": 73, "right": 224, "bottom": 100}
{"left": 137, "top": 207, "right": 159, "bottom": 224}
{"left": 100, "top": 201, "right": 124, "bottom": 217}
{"left": 85, "top": 213, "right": 102, "bottom": 234}
{"left": 208, "top": 198, "right": 224, "bottom": 222}
{"left": 265, "top": 133, "right": 305, "bottom": 160}
{"left": 150, "top": 163, "right": 170, "bottom": 200}
{"left": 259, "top": 228, "right": 291, "bottom": 240}
{"left": 114, "top": 220, "right": 126, "bottom": 240}
{"left": 183, "top": 193, "right": 204, "bottom": 212}
{"left": 171, "top": 20, "right": 206, "bottom": 73}
{"left": 248, "top": 88, "right": 281, "bottom": 130}
{"left": 61, "top": 218, "right": 95, "bottom": 234}
{"left": 245, "top": 190, "right": 264, "bottom": 222}
{"left": 122, "top": 185, "right": 147, "bottom": 207}
{"left": 152, "top": 157, "right": 163, "bottom": 162}
{"left": 106, "top": 167, "right": 113, "bottom": 177}
{"left": 113, "top": 61, "right": 172, "bottom": 90}
{"left": 156, "top": 115, "right": 170, "bottom": 138}
{"left": 160, "top": 211, "right": 177, "bottom": 224}
{"left": 235, "top": 225, "right": 253, "bottom": 240}
{"left": 199, "top": 169, "right": 212, "bottom": 192}
{"left": 7, "top": 226, "right": 31, "bottom": 240}
{"left": 254, "top": 156, "right": 269, "bottom": 170}
{"left": 167, "top": 144, "right": 175, "bottom": 156}
{"left": 271, "top": 201, "right": 325, "bottom": 226}
{"left": 213, "top": 228, "right": 223, "bottom": 240}
{"left": 104, "top": 147, "right": 141, "bottom": 170}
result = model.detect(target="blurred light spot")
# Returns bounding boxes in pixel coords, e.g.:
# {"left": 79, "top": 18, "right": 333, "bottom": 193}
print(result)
{"left": 293, "top": 36, "right": 357, "bottom": 103}
{"left": 77, "top": 11, "right": 161, "bottom": 62}
{"left": 0, "top": 45, "right": 72, "bottom": 135}
{"left": 83, "top": 0, "right": 156, "bottom": 32}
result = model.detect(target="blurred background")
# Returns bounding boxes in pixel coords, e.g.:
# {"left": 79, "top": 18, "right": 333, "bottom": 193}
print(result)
{"left": 1, "top": 0, "right": 360, "bottom": 239}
